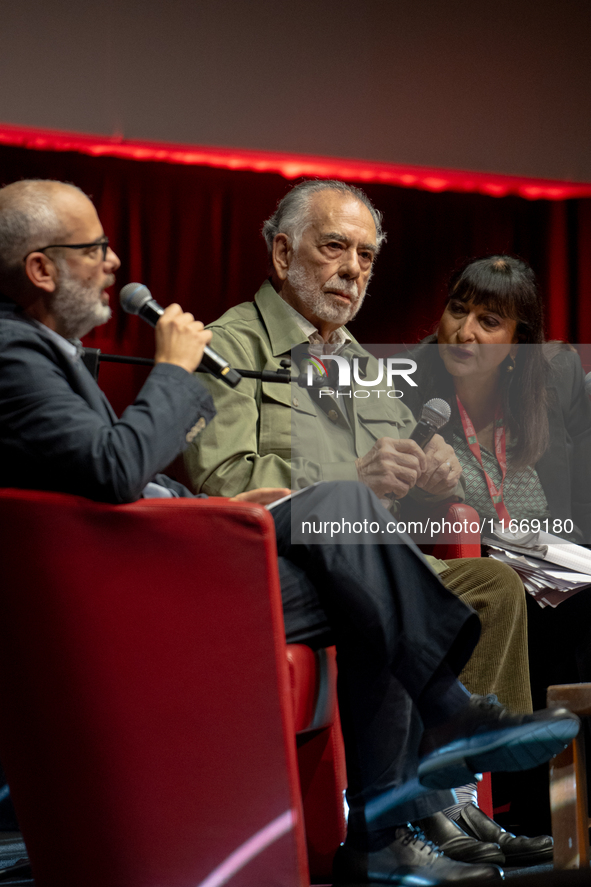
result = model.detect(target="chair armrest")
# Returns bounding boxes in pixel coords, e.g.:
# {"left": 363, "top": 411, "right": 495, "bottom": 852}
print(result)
{"left": 287, "top": 645, "right": 338, "bottom": 733}
{"left": 432, "top": 502, "right": 482, "bottom": 560}
{"left": 400, "top": 496, "right": 481, "bottom": 559}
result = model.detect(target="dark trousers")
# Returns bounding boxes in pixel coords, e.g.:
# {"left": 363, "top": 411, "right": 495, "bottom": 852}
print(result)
{"left": 271, "top": 482, "right": 480, "bottom": 827}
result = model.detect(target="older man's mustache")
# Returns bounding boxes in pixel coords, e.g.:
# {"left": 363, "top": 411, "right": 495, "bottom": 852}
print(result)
{"left": 323, "top": 279, "right": 360, "bottom": 299}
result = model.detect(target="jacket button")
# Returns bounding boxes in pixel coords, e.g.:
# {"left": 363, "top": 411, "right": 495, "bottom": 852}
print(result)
{"left": 292, "top": 396, "right": 299, "bottom": 407}
{"left": 328, "top": 410, "right": 339, "bottom": 422}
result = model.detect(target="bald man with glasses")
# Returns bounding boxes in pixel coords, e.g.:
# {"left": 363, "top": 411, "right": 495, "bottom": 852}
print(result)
{"left": 0, "top": 178, "right": 216, "bottom": 501}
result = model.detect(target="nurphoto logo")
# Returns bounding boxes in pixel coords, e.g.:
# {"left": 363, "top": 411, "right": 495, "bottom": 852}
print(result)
{"left": 304, "top": 355, "right": 418, "bottom": 399}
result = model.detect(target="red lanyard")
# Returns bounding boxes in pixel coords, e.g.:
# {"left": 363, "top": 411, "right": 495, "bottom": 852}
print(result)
{"left": 456, "top": 395, "right": 512, "bottom": 523}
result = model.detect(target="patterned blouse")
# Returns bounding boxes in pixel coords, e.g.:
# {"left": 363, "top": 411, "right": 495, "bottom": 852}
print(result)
{"left": 452, "top": 429, "right": 550, "bottom": 523}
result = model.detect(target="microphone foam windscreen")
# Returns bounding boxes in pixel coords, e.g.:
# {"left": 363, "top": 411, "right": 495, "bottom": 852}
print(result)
{"left": 119, "top": 282, "right": 152, "bottom": 314}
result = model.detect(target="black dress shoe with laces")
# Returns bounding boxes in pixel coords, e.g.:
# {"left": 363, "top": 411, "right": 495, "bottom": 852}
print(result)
{"left": 418, "top": 695, "right": 580, "bottom": 790}
{"left": 332, "top": 825, "right": 504, "bottom": 884}
{"left": 456, "top": 803, "right": 553, "bottom": 867}
{"left": 414, "top": 811, "right": 505, "bottom": 865}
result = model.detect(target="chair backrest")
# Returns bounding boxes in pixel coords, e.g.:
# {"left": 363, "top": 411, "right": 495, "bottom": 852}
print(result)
{"left": 0, "top": 489, "right": 308, "bottom": 887}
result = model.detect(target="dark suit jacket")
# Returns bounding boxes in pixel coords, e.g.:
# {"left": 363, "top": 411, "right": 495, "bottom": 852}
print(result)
{"left": 0, "top": 296, "right": 215, "bottom": 503}
{"left": 404, "top": 339, "right": 591, "bottom": 542}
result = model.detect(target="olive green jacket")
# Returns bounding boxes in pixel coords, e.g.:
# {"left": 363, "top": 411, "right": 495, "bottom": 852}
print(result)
{"left": 185, "top": 281, "right": 449, "bottom": 512}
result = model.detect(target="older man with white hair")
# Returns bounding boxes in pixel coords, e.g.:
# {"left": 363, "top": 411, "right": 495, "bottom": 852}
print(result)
{"left": 185, "top": 179, "right": 558, "bottom": 874}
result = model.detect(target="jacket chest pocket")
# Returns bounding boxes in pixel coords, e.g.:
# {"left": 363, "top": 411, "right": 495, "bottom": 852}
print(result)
{"left": 355, "top": 402, "right": 413, "bottom": 452}
{"left": 259, "top": 380, "right": 317, "bottom": 458}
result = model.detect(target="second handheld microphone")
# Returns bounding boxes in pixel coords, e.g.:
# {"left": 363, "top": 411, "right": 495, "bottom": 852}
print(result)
{"left": 119, "top": 283, "right": 241, "bottom": 388}
{"left": 410, "top": 398, "right": 452, "bottom": 449}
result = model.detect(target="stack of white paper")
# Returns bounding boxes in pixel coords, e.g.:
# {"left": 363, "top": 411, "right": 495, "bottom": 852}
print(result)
{"left": 483, "top": 527, "right": 591, "bottom": 608}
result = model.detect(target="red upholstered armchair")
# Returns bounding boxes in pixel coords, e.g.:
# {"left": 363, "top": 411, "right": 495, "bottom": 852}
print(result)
{"left": 0, "top": 490, "right": 309, "bottom": 887}
{"left": 0, "top": 490, "right": 483, "bottom": 887}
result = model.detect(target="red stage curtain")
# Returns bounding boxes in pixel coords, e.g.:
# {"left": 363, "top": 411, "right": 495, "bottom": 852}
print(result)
{"left": 1, "top": 142, "right": 589, "bottom": 414}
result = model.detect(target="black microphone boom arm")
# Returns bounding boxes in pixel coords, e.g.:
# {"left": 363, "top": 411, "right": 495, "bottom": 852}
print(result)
{"left": 83, "top": 349, "right": 290, "bottom": 384}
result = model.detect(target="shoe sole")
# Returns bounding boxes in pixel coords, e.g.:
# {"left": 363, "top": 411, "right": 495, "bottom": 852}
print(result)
{"left": 333, "top": 862, "right": 503, "bottom": 885}
{"left": 442, "top": 847, "right": 506, "bottom": 865}
{"left": 418, "top": 716, "right": 580, "bottom": 790}
{"left": 503, "top": 849, "right": 554, "bottom": 867}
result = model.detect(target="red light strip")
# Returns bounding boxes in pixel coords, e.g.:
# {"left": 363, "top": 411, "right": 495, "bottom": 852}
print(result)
{"left": 1, "top": 122, "right": 590, "bottom": 201}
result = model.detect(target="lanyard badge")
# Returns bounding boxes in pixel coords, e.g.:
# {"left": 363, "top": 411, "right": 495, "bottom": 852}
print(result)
{"left": 456, "top": 395, "right": 512, "bottom": 522}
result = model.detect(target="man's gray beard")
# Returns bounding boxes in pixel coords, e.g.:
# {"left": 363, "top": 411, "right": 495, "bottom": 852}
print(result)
{"left": 52, "top": 265, "right": 112, "bottom": 339}
{"left": 286, "top": 258, "right": 367, "bottom": 326}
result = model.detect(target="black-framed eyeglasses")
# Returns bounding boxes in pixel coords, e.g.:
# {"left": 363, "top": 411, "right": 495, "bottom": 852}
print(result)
{"left": 23, "top": 237, "right": 110, "bottom": 262}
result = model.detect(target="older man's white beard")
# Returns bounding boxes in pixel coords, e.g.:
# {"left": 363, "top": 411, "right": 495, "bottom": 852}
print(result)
{"left": 287, "top": 260, "right": 367, "bottom": 326}
{"left": 52, "top": 268, "right": 112, "bottom": 339}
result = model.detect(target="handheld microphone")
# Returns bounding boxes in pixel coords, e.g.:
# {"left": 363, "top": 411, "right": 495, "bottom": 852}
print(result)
{"left": 119, "top": 283, "right": 241, "bottom": 388}
{"left": 410, "top": 398, "right": 451, "bottom": 449}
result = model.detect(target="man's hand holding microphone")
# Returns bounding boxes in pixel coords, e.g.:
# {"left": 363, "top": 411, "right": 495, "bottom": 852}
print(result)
{"left": 153, "top": 303, "right": 212, "bottom": 375}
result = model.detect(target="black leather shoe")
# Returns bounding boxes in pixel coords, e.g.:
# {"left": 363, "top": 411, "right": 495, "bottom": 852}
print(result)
{"left": 332, "top": 825, "right": 504, "bottom": 884}
{"left": 456, "top": 803, "right": 553, "bottom": 867}
{"left": 418, "top": 695, "right": 580, "bottom": 790}
{"left": 0, "top": 859, "right": 32, "bottom": 882}
{"left": 0, "top": 832, "right": 27, "bottom": 868}
{"left": 414, "top": 811, "right": 505, "bottom": 864}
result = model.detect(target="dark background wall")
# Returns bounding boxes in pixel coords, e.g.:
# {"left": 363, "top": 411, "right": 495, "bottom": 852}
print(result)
{"left": 1, "top": 0, "right": 590, "bottom": 181}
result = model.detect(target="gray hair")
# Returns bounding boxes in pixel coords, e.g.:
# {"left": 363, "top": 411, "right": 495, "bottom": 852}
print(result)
{"left": 0, "top": 180, "right": 84, "bottom": 289}
{"left": 261, "top": 179, "right": 386, "bottom": 257}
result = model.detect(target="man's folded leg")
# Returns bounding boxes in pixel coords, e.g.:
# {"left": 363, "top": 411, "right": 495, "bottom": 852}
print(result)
{"left": 279, "top": 554, "right": 457, "bottom": 826}
{"left": 278, "top": 556, "right": 505, "bottom": 883}
{"left": 275, "top": 482, "right": 482, "bottom": 703}
{"left": 272, "top": 482, "right": 579, "bottom": 883}
{"left": 274, "top": 482, "right": 580, "bottom": 794}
